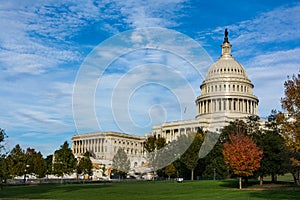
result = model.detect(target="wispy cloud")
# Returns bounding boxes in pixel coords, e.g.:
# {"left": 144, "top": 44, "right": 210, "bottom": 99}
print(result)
{"left": 0, "top": 0, "right": 191, "bottom": 154}
{"left": 197, "top": 2, "right": 300, "bottom": 117}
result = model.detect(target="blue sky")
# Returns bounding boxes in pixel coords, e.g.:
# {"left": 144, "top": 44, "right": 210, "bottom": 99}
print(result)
{"left": 1, "top": 0, "right": 300, "bottom": 156}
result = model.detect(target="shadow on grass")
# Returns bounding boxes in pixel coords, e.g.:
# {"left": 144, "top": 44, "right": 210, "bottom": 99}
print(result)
{"left": 248, "top": 189, "right": 300, "bottom": 199}
{"left": 0, "top": 182, "right": 112, "bottom": 198}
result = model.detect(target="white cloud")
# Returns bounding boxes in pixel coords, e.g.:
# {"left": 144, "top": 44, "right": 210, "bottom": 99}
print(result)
{"left": 196, "top": 3, "right": 300, "bottom": 117}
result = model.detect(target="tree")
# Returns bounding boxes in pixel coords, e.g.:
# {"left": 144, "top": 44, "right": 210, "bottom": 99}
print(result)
{"left": 53, "top": 141, "right": 77, "bottom": 179}
{"left": 278, "top": 72, "right": 300, "bottom": 185}
{"left": 222, "top": 134, "right": 263, "bottom": 189}
{"left": 0, "top": 128, "right": 8, "bottom": 189}
{"left": 144, "top": 136, "right": 166, "bottom": 179}
{"left": 253, "top": 110, "right": 289, "bottom": 185}
{"left": 77, "top": 152, "right": 93, "bottom": 178}
{"left": 24, "top": 148, "right": 47, "bottom": 178}
{"left": 144, "top": 136, "right": 166, "bottom": 153}
{"left": 180, "top": 130, "right": 204, "bottom": 180}
{"left": 45, "top": 155, "right": 53, "bottom": 177}
{"left": 0, "top": 128, "right": 7, "bottom": 155}
{"left": 0, "top": 157, "right": 9, "bottom": 190}
{"left": 203, "top": 121, "right": 245, "bottom": 180}
{"left": 165, "top": 163, "right": 176, "bottom": 180}
{"left": 7, "top": 144, "right": 26, "bottom": 178}
{"left": 112, "top": 148, "right": 130, "bottom": 178}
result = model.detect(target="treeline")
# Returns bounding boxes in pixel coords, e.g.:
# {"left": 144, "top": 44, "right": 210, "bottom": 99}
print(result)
{"left": 0, "top": 137, "right": 93, "bottom": 185}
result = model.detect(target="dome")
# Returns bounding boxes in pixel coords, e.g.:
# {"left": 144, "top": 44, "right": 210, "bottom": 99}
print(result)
{"left": 205, "top": 32, "right": 248, "bottom": 80}
{"left": 196, "top": 29, "right": 259, "bottom": 124}
{"left": 206, "top": 57, "right": 248, "bottom": 80}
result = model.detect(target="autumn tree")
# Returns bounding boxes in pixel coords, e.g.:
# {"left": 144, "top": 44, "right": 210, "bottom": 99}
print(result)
{"left": 203, "top": 120, "right": 247, "bottom": 179}
{"left": 112, "top": 148, "right": 130, "bottom": 178}
{"left": 278, "top": 72, "right": 300, "bottom": 185}
{"left": 53, "top": 141, "right": 77, "bottom": 179}
{"left": 165, "top": 163, "right": 176, "bottom": 180}
{"left": 222, "top": 134, "right": 263, "bottom": 189}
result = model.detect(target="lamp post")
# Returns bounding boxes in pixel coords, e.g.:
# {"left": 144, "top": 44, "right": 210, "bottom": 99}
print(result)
{"left": 23, "top": 164, "right": 30, "bottom": 183}
{"left": 213, "top": 168, "right": 216, "bottom": 181}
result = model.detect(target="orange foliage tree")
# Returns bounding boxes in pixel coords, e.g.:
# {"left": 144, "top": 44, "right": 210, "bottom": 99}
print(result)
{"left": 278, "top": 72, "right": 300, "bottom": 185}
{"left": 222, "top": 134, "right": 263, "bottom": 189}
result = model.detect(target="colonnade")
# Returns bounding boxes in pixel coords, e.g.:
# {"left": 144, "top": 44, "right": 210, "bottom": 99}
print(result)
{"left": 72, "top": 133, "right": 145, "bottom": 160}
{"left": 73, "top": 138, "right": 106, "bottom": 155}
{"left": 197, "top": 98, "right": 258, "bottom": 115}
{"left": 154, "top": 126, "right": 198, "bottom": 143}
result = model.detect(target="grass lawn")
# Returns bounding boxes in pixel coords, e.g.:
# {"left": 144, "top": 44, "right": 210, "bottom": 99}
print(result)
{"left": 0, "top": 180, "right": 299, "bottom": 200}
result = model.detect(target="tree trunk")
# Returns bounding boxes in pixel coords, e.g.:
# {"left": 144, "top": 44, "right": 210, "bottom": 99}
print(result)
{"left": 271, "top": 173, "right": 277, "bottom": 183}
{"left": 259, "top": 175, "right": 263, "bottom": 185}
{"left": 191, "top": 169, "right": 194, "bottom": 181}
{"left": 0, "top": 178, "right": 2, "bottom": 190}
{"left": 293, "top": 171, "right": 300, "bottom": 185}
{"left": 244, "top": 177, "right": 248, "bottom": 187}
{"left": 239, "top": 177, "right": 242, "bottom": 189}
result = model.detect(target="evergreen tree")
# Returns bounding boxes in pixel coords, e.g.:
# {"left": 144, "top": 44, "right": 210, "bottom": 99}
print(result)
{"left": 25, "top": 148, "right": 47, "bottom": 178}
{"left": 7, "top": 144, "right": 26, "bottom": 178}
{"left": 253, "top": 110, "right": 289, "bottom": 185}
{"left": 180, "top": 130, "right": 204, "bottom": 180}
{"left": 53, "top": 141, "right": 77, "bottom": 178}
{"left": 77, "top": 152, "right": 93, "bottom": 178}
{"left": 0, "top": 128, "right": 8, "bottom": 189}
{"left": 45, "top": 154, "right": 53, "bottom": 177}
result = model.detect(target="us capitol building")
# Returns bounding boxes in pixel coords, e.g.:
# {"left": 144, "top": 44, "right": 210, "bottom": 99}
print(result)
{"left": 71, "top": 30, "right": 259, "bottom": 178}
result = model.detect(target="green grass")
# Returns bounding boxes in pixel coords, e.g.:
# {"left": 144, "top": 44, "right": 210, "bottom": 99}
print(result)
{"left": 0, "top": 180, "right": 299, "bottom": 200}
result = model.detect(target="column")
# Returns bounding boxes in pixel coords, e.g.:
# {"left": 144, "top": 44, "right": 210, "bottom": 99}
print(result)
{"left": 256, "top": 102, "right": 258, "bottom": 115}
{"left": 226, "top": 99, "right": 229, "bottom": 111}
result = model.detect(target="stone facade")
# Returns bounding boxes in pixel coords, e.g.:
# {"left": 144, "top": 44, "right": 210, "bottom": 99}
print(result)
{"left": 72, "top": 132, "right": 146, "bottom": 170}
